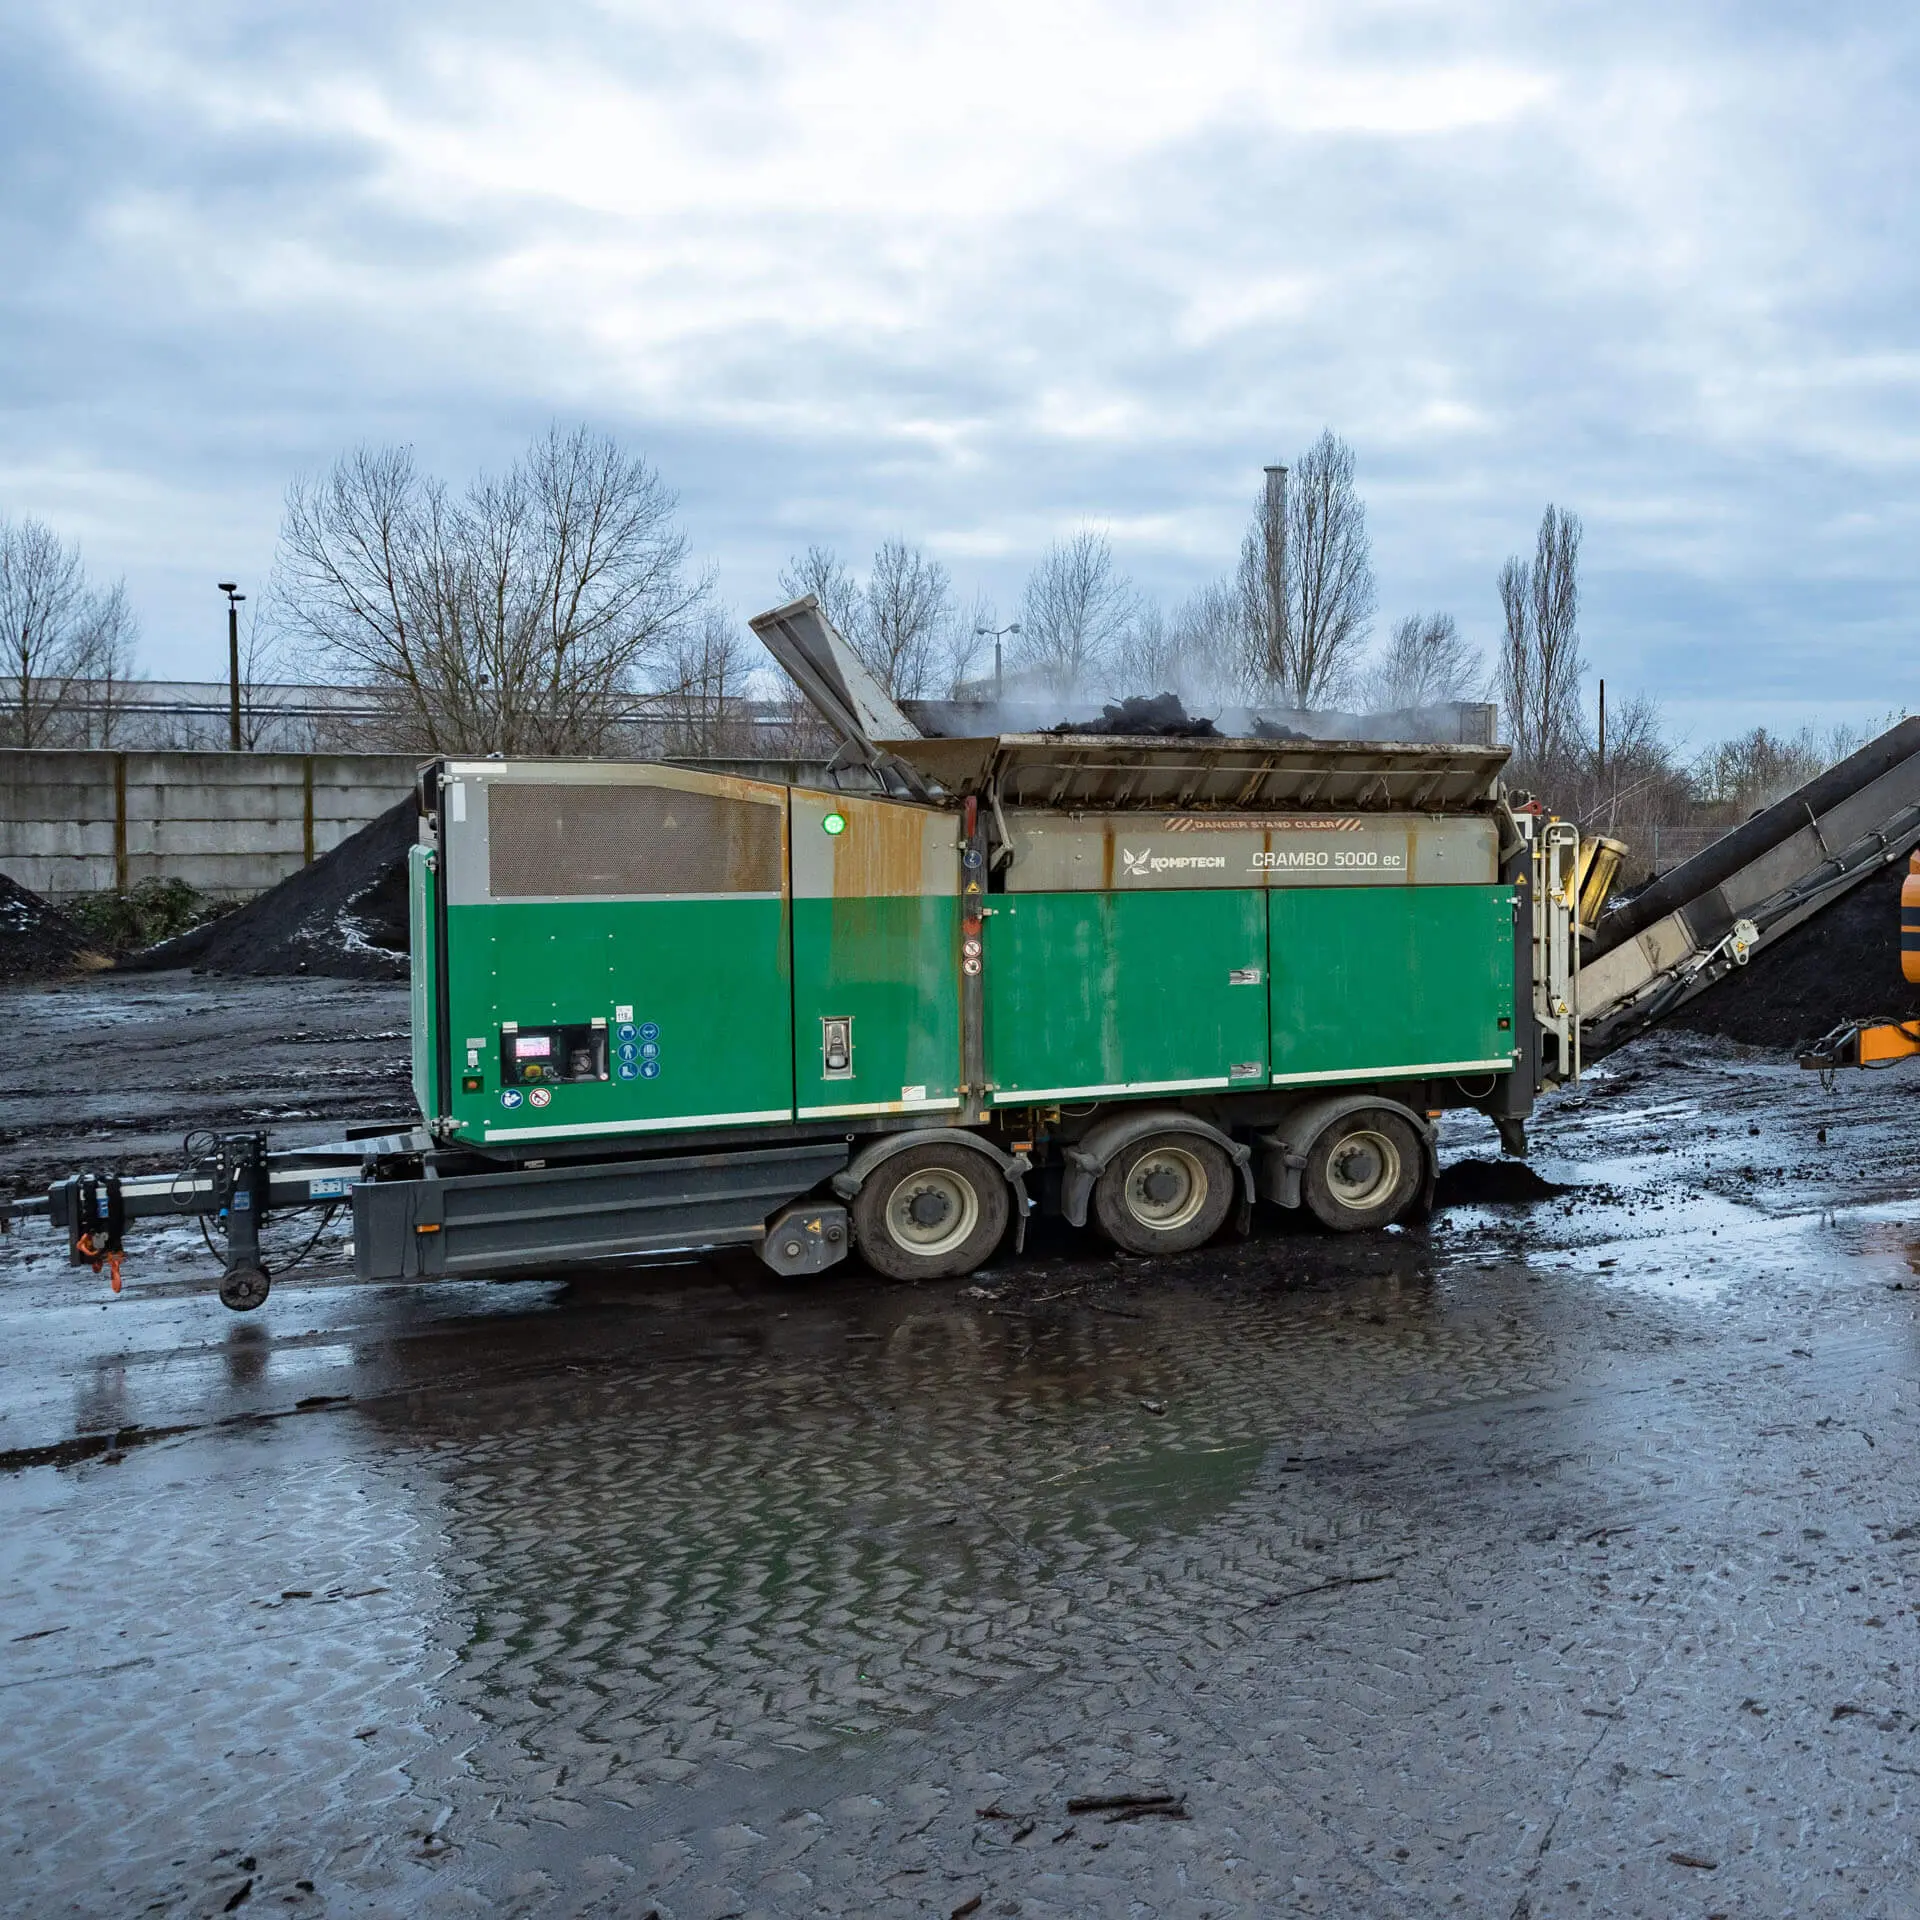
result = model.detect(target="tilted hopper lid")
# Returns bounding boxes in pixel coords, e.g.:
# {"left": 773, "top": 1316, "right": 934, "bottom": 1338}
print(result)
{"left": 748, "top": 595, "right": 922, "bottom": 752}
{"left": 887, "top": 734, "right": 1510, "bottom": 814}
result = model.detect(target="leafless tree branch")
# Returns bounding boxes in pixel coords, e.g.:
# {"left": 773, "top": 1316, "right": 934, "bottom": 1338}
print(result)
{"left": 0, "top": 516, "right": 140, "bottom": 746}
{"left": 1016, "top": 528, "right": 1136, "bottom": 698}
{"left": 275, "top": 426, "right": 706, "bottom": 755}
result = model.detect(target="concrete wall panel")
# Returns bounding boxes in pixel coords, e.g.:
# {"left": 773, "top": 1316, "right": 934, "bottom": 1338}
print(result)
{"left": 0, "top": 749, "right": 420, "bottom": 899}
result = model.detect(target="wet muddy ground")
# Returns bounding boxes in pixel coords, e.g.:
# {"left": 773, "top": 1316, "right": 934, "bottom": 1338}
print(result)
{"left": 3, "top": 975, "right": 1920, "bottom": 1917}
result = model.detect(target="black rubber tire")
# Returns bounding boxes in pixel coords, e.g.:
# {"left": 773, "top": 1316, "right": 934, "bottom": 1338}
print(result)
{"left": 850, "top": 1142, "right": 1010, "bottom": 1281}
{"left": 1090, "top": 1131, "right": 1235, "bottom": 1255}
{"left": 1302, "top": 1109, "right": 1423, "bottom": 1232}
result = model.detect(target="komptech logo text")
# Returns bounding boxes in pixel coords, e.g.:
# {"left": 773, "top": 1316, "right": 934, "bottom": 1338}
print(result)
{"left": 1121, "top": 848, "right": 1228, "bottom": 876}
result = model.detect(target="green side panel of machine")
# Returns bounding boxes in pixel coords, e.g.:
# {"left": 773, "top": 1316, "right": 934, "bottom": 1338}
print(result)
{"left": 792, "top": 896, "right": 962, "bottom": 1115}
{"left": 443, "top": 897, "right": 794, "bottom": 1144}
{"left": 984, "top": 889, "right": 1270, "bottom": 1102}
{"left": 1267, "top": 884, "right": 1516, "bottom": 1083}
{"left": 409, "top": 842, "right": 441, "bottom": 1125}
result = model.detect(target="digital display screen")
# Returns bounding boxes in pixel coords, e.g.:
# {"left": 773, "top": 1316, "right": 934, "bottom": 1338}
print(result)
{"left": 514, "top": 1034, "right": 552, "bottom": 1058}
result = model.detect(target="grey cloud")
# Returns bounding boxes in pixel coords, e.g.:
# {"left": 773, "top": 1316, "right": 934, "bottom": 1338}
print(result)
{"left": 2, "top": 0, "right": 1918, "bottom": 735}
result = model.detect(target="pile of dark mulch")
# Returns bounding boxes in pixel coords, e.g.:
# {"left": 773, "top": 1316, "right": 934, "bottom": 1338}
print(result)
{"left": 1048, "top": 694, "right": 1221, "bottom": 738}
{"left": 0, "top": 873, "right": 102, "bottom": 980}
{"left": 1433, "top": 1159, "right": 1571, "bottom": 1207}
{"left": 128, "top": 800, "right": 415, "bottom": 980}
{"left": 1665, "top": 855, "right": 1920, "bottom": 1050}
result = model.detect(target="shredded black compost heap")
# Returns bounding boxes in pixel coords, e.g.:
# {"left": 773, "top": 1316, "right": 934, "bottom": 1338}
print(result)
{"left": 132, "top": 800, "right": 414, "bottom": 980}
{"left": 1048, "top": 694, "right": 1220, "bottom": 738}
{"left": 0, "top": 874, "right": 99, "bottom": 980}
{"left": 1433, "top": 1159, "right": 1571, "bottom": 1207}
{"left": 1662, "top": 854, "right": 1920, "bottom": 1050}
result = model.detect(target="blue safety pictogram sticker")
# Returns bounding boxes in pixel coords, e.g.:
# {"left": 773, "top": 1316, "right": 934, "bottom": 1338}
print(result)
{"left": 618, "top": 1041, "right": 639, "bottom": 1062}
{"left": 500, "top": 1089, "right": 524, "bottom": 1109}
{"left": 617, "top": 1061, "right": 640, "bottom": 1080}
{"left": 616, "top": 1023, "right": 636, "bottom": 1043}
{"left": 638, "top": 1022, "right": 660, "bottom": 1041}
{"left": 640, "top": 1060, "right": 661, "bottom": 1079}
{"left": 640, "top": 1040, "right": 660, "bottom": 1059}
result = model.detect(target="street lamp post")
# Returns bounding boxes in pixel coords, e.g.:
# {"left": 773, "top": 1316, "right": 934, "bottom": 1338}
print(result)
{"left": 218, "top": 582, "right": 246, "bottom": 750}
{"left": 975, "top": 623, "right": 1020, "bottom": 702}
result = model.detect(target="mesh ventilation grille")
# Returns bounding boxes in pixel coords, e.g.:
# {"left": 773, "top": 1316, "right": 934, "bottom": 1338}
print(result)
{"left": 488, "top": 783, "right": 783, "bottom": 898}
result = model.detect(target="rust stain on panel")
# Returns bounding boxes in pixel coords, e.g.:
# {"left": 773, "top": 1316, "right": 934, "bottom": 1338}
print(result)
{"left": 828, "top": 796, "right": 954, "bottom": 898}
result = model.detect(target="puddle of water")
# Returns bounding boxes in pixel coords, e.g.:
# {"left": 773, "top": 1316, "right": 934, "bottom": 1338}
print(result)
{"left": 1445, "top": 1196, "right": 1920, "bottom": 1304}
{"left": 1064, "top": 1437, "right": 1269, "bottom": 1542}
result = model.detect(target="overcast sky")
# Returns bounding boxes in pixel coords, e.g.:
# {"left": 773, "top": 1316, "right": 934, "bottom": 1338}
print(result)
{"left": 4, "top": 0, "right": 1917, "bottom": 742}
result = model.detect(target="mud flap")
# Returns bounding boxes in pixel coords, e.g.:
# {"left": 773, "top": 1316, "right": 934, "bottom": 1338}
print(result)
{"left": 1058, "top": 1109, "right": 1255, "bottom": 1233}
{"left": 1258, "top": 1096, "right": 1437, "bottom": 1217}
{"left": 833, "top": 1129, "right": 1033, "bottom": 1258}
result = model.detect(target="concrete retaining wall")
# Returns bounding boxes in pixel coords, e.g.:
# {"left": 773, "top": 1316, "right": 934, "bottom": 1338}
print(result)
{"left": 0, "top": 750, "right": 421, "bottom": 899}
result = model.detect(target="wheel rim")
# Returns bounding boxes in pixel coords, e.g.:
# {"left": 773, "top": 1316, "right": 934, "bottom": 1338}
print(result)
{"left": 1324, "top": 1128, "right": 1402, "bottom": 1210}
{"left": 1123, "top": 1146, "right": 1209, "bottom": 1232}
{"left": 885, "top": 1167, "right": 979, "bottom": 1257}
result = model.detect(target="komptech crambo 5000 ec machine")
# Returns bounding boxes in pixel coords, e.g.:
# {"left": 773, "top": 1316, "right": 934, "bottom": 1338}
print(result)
{"left": 48, "top": 599, "right": 1919, "bottom": 1312}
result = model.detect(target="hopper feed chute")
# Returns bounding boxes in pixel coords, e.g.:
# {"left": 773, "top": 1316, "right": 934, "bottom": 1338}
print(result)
{"left": 750, "top": 595, "right": 931, "bottom": 796}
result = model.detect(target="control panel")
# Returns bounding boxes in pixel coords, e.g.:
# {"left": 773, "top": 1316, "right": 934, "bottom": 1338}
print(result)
{"left": 500, "top": 1022, "right": 610, "bottom": 1086}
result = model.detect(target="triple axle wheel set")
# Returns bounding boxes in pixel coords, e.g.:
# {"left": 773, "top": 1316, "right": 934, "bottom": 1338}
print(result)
{"left": 846, "top": 1104, "right": 1427, "bottom": 1283}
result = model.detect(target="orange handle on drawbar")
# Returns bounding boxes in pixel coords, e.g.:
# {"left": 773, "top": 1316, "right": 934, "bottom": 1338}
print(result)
{"left": 74, "top": 1233, "right": 124, "bottom": 1294}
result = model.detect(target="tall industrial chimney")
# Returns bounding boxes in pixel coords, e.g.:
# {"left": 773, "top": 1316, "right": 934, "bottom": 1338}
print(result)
{"left": 1261, "top": 464, "right": 1289, "bottom": 686}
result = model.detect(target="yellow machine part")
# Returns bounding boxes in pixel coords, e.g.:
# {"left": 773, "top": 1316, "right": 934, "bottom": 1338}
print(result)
{"left": 1575, "top": 835, "right": 1629, "bottom": 930}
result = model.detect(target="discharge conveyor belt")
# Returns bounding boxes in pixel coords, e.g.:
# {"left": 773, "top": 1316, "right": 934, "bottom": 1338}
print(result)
{"left": 1578, "top": 716, "right": 1920, "bottom": 1057}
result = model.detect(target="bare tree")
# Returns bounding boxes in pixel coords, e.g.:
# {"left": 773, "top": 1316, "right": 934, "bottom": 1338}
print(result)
{"left": 0, "top": 516, "right": 139, "bottom": 747}
{"left": 1360, "top": 612, "right": 1479, "bottom": 713}
{"left": 1173, "top": 581, "right": 1254, "bottom": 704}
{"left": 1016, "top": 528, "right": 1136, "bottom": 697}
{"left": 656, "top": 606, "right": 761, "bottom": 756}
{"left": 1572, "top": 690, "right": 1691, "bottom": 872}
{"left": 1499, "top": 506, "right": 1586, "bottom": 777}
{"left": 863, "top": 539, "right": 953, "bottom": 698}
{"left": 1230, "top": 433, "right": 1374, "bottom": 706}
{"left": 1530, "top": 506, "right": 1583, "bottom": 761}
{"left": 942, "top": 592, "right": 995, "bottom": 696}
{"left": 1284, "top": 431, "right": 1375, "bottom": 705}
{"left": 276, "top": 426, "right": 707, "bottom": 755}
{"left": 776, "top": 539, "right": 956, "bottom": 699}
{"left": 1110, "top": 601, "right": 1183, "bottom": 698}
{"left": 1105, "top": 587, "right": 1247, "bottom": 709}
{"left": 777, "top": 545, "right": 866, "bottom": 650}
{"left": 72, "top": 591, "right": 137, "bottom": 747}
{"left": 1236, "top": 467, "right": 1290, "bottom": 686}
{"left": 1692, "top": 723, "right": 1865, "bottom": 817}
{"left": 1498, "top": 555, "right": 1532, "bottom": 760}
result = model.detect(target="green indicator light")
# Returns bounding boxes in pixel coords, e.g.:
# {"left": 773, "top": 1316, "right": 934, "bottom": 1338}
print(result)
{"left": 822, "top": 812, "right": 848, "bottom": 836}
